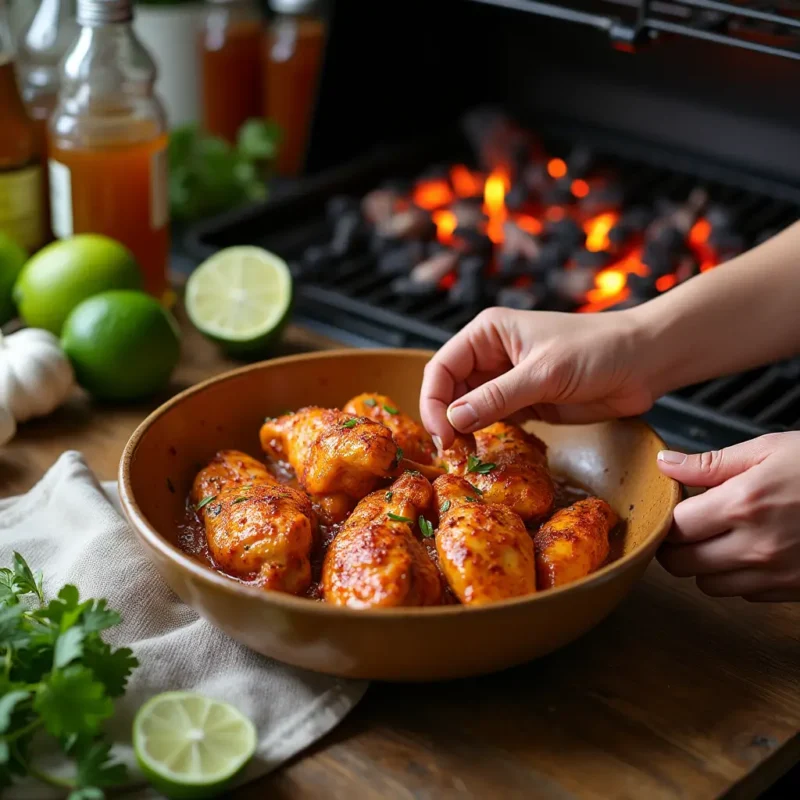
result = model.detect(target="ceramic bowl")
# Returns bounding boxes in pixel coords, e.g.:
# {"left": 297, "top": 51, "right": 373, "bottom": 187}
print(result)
{"left": 119, "top": 349, "right": 680, "bottom": 681}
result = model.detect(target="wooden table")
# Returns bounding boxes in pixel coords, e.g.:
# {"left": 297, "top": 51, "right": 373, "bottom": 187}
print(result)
{"left": 3, "top": 314, "right": 799, "bottom": 800}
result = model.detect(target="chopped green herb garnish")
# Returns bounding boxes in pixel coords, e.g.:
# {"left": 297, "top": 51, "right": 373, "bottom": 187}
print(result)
{"left": 364, "top": 398, "right": 377, "bottom": 407}
{"left": 341, "top": 418, "right": 359, "bottom": 429}
{"left": 496, "top": 432, "right": 507, "bottom": 440}
{"left": 231, "top": 497, "right": 247, "bottom": 505}
{"left": 264, "top": 416, "right": 275, "bottom": 423}
{"left": 465, "top": 496, "right": 477, "bottom": 502}
{"left": 467, "top": 454, "right": 496, "bottom": 474}
{"left": 387, "top": 512, "right": 413, "bottom": 523}
{"left": 385, "top": 491, "right": 394, "bottom": 501}
{"left": 194, "top": 495, "right": 217, "bottom": 511}
{"left": 208, "top": 504, "right": 222, "bottom": 517}
{"left": 395, "top": 447, "right": 404, "bottom": 464}
{"left": 419, "top": 516, "right": 435, "bottom": 538}
{"left": 470, "top": 484, "right": 483, "bottom": 495}
{"left": 383, "top": 404, "right": 399, "bottom": 415}
{"left": 405, "top": 469, "right": 422, "bottom": 477}
{"left": 440, "top": 500, "right": 451, "bottom": 513}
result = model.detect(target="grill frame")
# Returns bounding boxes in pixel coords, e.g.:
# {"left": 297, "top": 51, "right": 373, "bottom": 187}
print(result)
{"left": 185, "top": 119, "right": 800, "bottom": 452}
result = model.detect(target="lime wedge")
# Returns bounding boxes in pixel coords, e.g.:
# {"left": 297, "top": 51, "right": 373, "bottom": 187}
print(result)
{"left": 185, "top": 246, "right": 293, "bottom": 356}
{"left": 133, "top": 691, "right": 257, "bottom": 799}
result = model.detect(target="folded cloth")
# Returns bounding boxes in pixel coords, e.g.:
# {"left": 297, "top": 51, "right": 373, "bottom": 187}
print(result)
{"left": 0, "top": 451, "right": 368, "bottom": 799}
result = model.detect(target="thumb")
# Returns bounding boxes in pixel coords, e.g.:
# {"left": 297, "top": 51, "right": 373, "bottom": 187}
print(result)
{"left": 446, "top": 363, "right": 549, "bottom": 433}
{"left": 656, "top": 438, "right": 770, "bottom": 487}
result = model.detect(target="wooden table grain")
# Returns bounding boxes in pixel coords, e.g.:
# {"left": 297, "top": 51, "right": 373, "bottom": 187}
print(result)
{"left": 2, "top": 315, "right": 799, "bottom": 800}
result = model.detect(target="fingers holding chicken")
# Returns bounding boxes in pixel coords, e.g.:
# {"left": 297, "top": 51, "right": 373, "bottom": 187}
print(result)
{"left": 322, "top": 471, "right": 442, "bottom": 608}
{"left": 534, "top": 497, "right": 617, "bottom": 590}
{"left": 260, "top": 407, "right": 400, "bottom": 522}
{"left": 344, "top": 392, "right": 436, "bottom": 465}
{"left": 438, "top": 423, "right": 555, "bottom": 521}
{"left": 191, "top": 449, "right": 277, "bottom": 508}
{"left": 434, "top": 474, "right": 536, "bottom": 605}
{"left": 201, "top": 482, "right": 316, "bottom": 595}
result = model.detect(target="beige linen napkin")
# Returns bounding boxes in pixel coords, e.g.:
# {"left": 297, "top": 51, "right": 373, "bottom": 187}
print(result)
{"left": 0, "top": 451, "right": 368, "bottom": 799}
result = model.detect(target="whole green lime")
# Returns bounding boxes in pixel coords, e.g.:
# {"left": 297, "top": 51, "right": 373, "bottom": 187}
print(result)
{"left": 0, "top": 232, "right": 28, "bottom": 325}
{"left": 13, "top": 234, "right": 142, "bottom": 334}
{"left": 61, "top": 290, "right": 180, "bottom": 401}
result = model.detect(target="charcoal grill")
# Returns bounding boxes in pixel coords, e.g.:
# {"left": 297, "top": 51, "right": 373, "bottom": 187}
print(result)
{"left": 185, "top": 0, "right": 800, "bottom": 452}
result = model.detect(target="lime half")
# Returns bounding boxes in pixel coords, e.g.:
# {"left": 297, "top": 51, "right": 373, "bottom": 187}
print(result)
{"left": 133, "top": 691, "right": 257, "bottom": 799}
{"left": 185, "top": 246, "right": 292, "bottom": 356}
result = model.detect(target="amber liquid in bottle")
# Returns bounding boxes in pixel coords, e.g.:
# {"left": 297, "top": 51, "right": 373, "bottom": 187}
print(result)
{"left": 201, "top": 5, "right": 263, "bottom": 143}
{"left": 0, "top": 56, "right": 46, "bottom": 252}
{"left": 49, "top": 0, "right": 170, "bottom": 299}
{"left": 264, "top": 15, "right": 324, "bottom": 176}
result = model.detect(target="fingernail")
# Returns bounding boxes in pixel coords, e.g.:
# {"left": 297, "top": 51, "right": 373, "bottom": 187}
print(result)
{"left": 658, "top": 450, "right": 687, "bottom": 465}
{"left": 447, "top": 402, "right": 477, "bottom": 431}
{"left": 432, "top": 435, "right": 443, "bottom": 452}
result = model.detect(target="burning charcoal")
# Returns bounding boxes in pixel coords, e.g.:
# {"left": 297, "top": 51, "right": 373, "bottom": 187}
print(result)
{"left": 498, "top": 253, "right": 525, "bottom": 277}
{"left": 326, "top": 195, "right": 358, "bottom": 222}
{"left": 329, "top": 210, "right": 364, "bottom": 258}
{"left": 573, "top": 248, "right": 611, "bottom": 270}
{"left": 626, "top": 272, "right": 659, "bottom": 299}
{"left": 641, "top": 249, "right": 674, "bottom": 279}
{"left": 542, "top": 181, "right": 574, "bottom": 206}
{"left": 377, "top": 241, "right": 426, "bottom": 276}
{"left": 448, "top": 255, "right": 486, "bottom": 307}
{"left": 620, "top": 205, "right": 653, "bottom": 232}
{"left": 545, "top": 217, "right": 586, "bottom": 250}
{"left": 675, "top": 257, "right": 700, "bottom": 283}
{"left": 409, "top": 249, "right": 459, "bottom": 286}
{"left": 523, "top": 162, "right": 550, "bottom": 196}
{"left": 547, "top": 267, "right": 598, "bottom": 304}
{"left": 706, "top": 204, "right": 735, "bottom": 232}
{"left": 362, "top": 188, "right": 400, "bottom": 225}
{"left": 452, "top": 227, "right": 493, "bottom": 257}
{"left": 708, "top": 229, "right": 745, "bottom": 259}
{"left": 537, "top": 239, "right": 572, "bottom": 271}
{"left": 496, "top": 285, "right": 548, "bottom": 311}
{"left": 579, "top": 182, "right": 625, "bottom": 216}
{"left": 505, "top": 182, "right": 529, "bottom": 211}
{"left": 301, "top": 244, "right": 332, "bottom": 277}
{"left": 607, "top": 223, "right": 632, "bottom": 247}
{"left": 451, "top": 199, "right": 486, "bottom": 229}
{"left": 377, "top": 206, "right": 434, "bottom": 240}
{"left": 503, "top": 220, "right": 540, "bottom": 262}
{"left": 566, "top": 146, "right": 594, "bottom": 179}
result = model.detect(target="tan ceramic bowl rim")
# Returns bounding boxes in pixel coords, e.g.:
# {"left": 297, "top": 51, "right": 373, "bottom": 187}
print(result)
{"left": 119, "top": 348, "right": 680, "bottom": 619}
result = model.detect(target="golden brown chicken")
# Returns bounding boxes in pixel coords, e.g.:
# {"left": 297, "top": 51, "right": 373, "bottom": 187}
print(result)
{"left": 533, "top": 497, "right": 617, "bottom": 590}
{"left": 322, "top": 471, "right": 442, "bottom": 608}
{"left": 190, "top": 449, "right": 277, "bottom": 507}
{"left": 260, "top": 406, "right": 400, "bottom": 522}
{"left": 199, "top": 481, "right": 316, "bottom": 595}
{"left": 437, "top": 422, "right": 554, "bottom": 521}
{"left": 343, "top": 392, "right": 436, "bottom": 465}
{"left": 434, "top": 474, "right": 536, "bottom": 605}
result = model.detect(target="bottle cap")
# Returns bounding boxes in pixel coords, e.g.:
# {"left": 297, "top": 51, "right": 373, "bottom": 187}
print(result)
{"left": 77, "top": 0, "right": 133, "bottom": 26}
{"left": 269, "top": 0, "right": 317, "bottom": 14}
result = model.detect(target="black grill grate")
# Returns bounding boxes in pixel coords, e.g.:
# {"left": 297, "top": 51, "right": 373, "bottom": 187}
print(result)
{"left": 186, "top": 125, "right": 800, "bottom": 451}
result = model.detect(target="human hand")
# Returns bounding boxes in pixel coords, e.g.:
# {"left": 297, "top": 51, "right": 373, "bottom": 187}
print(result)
{"left": 420, "top": 307, "right": 655, "bottom": 448}
{"left": 657, "top": 432, "right": 800, "bottom": 601}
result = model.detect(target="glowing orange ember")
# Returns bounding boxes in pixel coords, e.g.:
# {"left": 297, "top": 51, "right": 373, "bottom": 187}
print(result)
{"left": 483, "top": 168, "right": 510, "bottom": 244}
{"left": 413, "top": 179, "right": 453, "bottom": 210}
{"left": 571, "top": 179, "right": 590, "bottom": 198}
{"left": 547, "top": 158, "right": 567, "bottom": 179}
{"left": 578, "top": 248, "right": 647, "bottom": 313}
{"left": 655, "top": 274, "right": 678, "bottom": 292}
{"left": 700, "top": 259, "right": 717, "bottom": 273}
{"left": 432, "top": 209, "right": 457, "bottom": 245}
{"left": 546, "top": 206, "right": 565, "bottom": 222}
{"left": 450, "top": 164, "right": 482, "bottom": 198}
{"left": 515, "top": 214, "right": 543, "bottom": 235}
{"left": 595, "top": 269, "right": 627, "bottom": 297}
{"left": 584, "top": 212, "right": 619, "bottom": 252}
{"left": 689, "top": 218, "right": 711, "bottom": 247}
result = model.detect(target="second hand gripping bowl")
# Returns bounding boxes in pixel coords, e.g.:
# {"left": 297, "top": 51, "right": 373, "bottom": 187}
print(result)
{"left": 119, "top": 349, "right": 680, "bottom": 681}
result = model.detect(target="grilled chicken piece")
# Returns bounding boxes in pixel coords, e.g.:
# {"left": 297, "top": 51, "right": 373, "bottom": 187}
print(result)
{"left": 260, "top": 407, "right": 400, "bottom": 522}
{"left": 190, "top": 449, "right": 277, "bottom": 507}
{"left": 343, "top": 392, "right": 436, "bottom": 465}
{"left": 437, "top": 422, "right": 555, "bottom": 521}
{"left": 201, "top": 482, "right": 316, "bottom": 595}
{"left": 434, "top": 474, "right": 536, "bottom": 605}
{"left": 322, "top": 472, "right": 442, "bottom": 608}
{"left": 534, "top": 497, "right": 617, "bottom": 589}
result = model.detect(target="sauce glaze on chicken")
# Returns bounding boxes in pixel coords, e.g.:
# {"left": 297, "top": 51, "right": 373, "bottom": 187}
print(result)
{"left": 179, "top": 392, "right": 621, "bottom": 608}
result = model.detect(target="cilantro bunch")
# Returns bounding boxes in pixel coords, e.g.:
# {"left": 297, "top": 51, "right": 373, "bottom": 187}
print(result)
{"left": 0, "top": 553, "right": 138, "bottom": 799}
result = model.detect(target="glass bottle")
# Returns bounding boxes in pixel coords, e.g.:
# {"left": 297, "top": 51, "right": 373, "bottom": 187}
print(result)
{"left": 0, "top": 0, "right": 46, "bottom": 253}
{"left": 48, "top": 0, "right": 169, "bottom": 299}
{"left": 17, "top": 0, "right": 79, "bottom": 242}
{"left": 200, "top": 0, "right": 263, "bottom": 144}
{"left": 263, "top": 0, "right": 325, "bottom": 177}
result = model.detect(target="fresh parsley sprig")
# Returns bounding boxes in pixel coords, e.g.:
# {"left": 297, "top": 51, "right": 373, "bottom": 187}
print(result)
{"left": 0, "top": 552, "right": 138, "bottom": 799}
{"left": 466, "top": 455, "right": 496, "bottom": 474}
